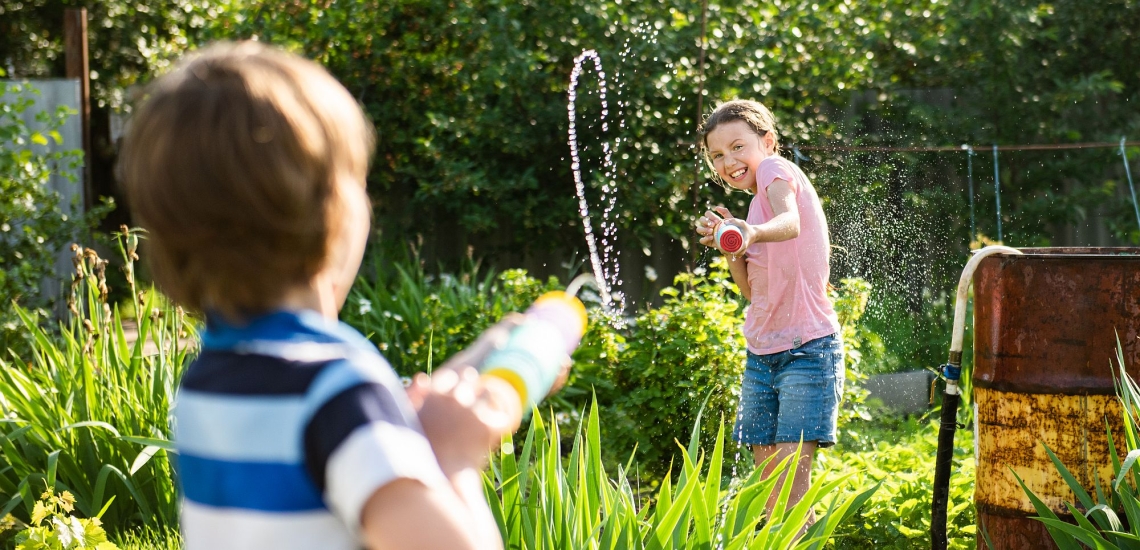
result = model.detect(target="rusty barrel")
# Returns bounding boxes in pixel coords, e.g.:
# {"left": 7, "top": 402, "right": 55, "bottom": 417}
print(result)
{"left": 973, "top": 247, "right": 1140, "bottom": 548}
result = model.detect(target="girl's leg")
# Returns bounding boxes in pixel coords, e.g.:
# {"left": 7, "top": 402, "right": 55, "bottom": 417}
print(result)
{"left": 752, "top": 441, "right": 818, "bottom": 530}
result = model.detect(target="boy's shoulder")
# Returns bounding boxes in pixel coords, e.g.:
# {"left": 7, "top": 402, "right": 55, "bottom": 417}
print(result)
{"left": 181, "top": 309, "right": 403, "bottom": 407}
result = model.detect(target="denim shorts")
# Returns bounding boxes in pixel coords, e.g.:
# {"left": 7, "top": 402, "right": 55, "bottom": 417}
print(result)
{"left": 733, "top": 333, "right": 844, "bottom": 448}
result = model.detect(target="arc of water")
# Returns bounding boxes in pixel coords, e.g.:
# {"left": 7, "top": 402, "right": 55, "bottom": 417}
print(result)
{"left": 568, "top": 50, "right": 625, "bottom": 315}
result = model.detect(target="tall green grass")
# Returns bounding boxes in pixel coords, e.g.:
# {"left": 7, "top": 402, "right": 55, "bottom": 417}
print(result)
{"left": 0, "top": 235, "right": 190, "bottom": 533}
{"left": 343, "top": 250, "right": 558, "bottom": 376}
{"left": 0, "top": 239, "right": 882, "bottom": 548}
{"left": 1018, "top": 340, "right": 1140, "bottom": 549}
{"left": 486, "top": 399, "right": 880, "bottom": 549}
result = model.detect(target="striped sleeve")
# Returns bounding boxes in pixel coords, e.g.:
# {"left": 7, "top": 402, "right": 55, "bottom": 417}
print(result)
{"left": 302, "top": 361, "right": 446, "bottom": 530}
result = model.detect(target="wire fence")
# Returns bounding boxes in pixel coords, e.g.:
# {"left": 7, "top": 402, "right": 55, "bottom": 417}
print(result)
{"left": 789, "top": 138, "right": 1140, "bottom": 242}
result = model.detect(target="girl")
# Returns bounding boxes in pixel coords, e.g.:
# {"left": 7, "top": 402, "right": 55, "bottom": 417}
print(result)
{"left": 693, "top": 99, "right": 843, "bottom": 524}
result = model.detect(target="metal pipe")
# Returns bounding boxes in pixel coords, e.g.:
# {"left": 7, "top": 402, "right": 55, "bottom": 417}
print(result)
{"left": 932, "top": 245, "right": 1022, "bottom": 550}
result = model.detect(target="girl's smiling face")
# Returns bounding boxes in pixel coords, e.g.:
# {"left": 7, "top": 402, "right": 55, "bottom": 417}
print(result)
{"left": 705, "top": 119, "right": 777, "bottom": 192}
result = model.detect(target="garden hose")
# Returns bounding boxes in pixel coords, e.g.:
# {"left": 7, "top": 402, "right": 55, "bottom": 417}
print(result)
{"left": 931, "top": 245, "right": 1021, "bottom": 550}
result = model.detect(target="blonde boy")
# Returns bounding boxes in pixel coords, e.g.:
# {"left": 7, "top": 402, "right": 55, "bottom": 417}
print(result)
{"left": 120, "top": 42, "right": 518, "bottom": 550}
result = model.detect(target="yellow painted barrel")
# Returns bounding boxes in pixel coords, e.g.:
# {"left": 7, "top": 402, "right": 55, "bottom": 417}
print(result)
{"left": 972, "top": 248, "right": 1140, "bottom": 548}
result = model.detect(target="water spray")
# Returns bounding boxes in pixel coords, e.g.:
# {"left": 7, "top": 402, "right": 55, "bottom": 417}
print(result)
{"left": 478, "top": 274, "right": 591, "bottom": 411}
{"left": 568, "top": 50, "right": 623, "bottom": 315}
{"left": 931, "top": 245, "right": 1021, "bottom": 550}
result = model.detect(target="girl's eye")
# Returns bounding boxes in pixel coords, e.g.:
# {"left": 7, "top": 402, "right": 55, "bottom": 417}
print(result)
{"left": 712, "top": 154, "right": 723, "bottom": 160}
{"left": 733, "top": 144, "right": 743, "bottom": 150}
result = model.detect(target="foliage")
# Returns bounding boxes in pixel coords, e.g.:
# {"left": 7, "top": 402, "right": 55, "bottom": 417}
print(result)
{"left": 0, "top": 82, "right": 105, "bottom": 354}
{"left": 577, "top": 264, "right": 879, "bottom": 478}
{"left": 111, "top": 527, "right": 180, "bottom": 550}
{"left": 5, "top": 487, "right": 118, "bottom": 550}
{"left": 345, "top": 253, "right": 882, "bottom": 479}
{"left": 342, "top": 247, "right": 560, "bottom": 376}
{"left": 485, "top": 397, "right": 880, "bottom": 549}
{"left": 820, "top": 414, "right": 977, "bottom": 549}
{"left": 0, "top": 0, "right": 224, "bottom": 110}
{"left": 0, "top": 234, "right": 189, "bottom": 534}
{"left": 588, "top": 258, "right": 746, "bottom": 476}
{"left": 829, "top": 276, "right": 877, "bottom": 424}
{"left": 1017, "top": 342, "right": 1140, "bottom": 549}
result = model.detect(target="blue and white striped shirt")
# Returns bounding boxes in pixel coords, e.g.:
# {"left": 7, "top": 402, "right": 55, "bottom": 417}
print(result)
{"left": 174, "top": 309, "right": 444, "bottom": 549}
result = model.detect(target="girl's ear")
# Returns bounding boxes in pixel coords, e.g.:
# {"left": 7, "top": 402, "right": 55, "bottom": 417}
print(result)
{"left": 762, "top": 131, "right": 777, "bottom": 154}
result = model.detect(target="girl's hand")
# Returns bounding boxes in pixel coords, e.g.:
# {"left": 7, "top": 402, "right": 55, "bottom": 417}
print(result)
{"left": 694, "top": 208, "right": 727, "bottom": 247}
{"left": 697, "top": 206, "right": 756, "bottom": 258}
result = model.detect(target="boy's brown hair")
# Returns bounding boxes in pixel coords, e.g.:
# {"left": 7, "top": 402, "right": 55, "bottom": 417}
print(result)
{"left": 119, "top": 41, "right": 374, "bottom": 320}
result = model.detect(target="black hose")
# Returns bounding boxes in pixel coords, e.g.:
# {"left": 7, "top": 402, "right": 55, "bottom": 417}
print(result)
{"left": 931, "top": 362, "right": 962, "bottom": 550}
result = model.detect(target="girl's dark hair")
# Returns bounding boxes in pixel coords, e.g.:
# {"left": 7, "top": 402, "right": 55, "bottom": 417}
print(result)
{"left": 698, "top": 99, "right": 781, "bottom": 154}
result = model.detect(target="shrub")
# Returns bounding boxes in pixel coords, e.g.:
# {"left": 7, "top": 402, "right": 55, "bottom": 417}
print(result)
{"left": 586, "top": 264, "right": 881, "bottom": 478}
{"left": 342, "top": 250, "right": 559, "bottom": 377}
{"left": 821, "top": 415, "right": 977, "bottom": 549}
{"left": 0, "top": 82, "right": 107, "bottom": 354}
{"left": 589, "top": 258, "right": 747, "bottom": 476}
{"left": 343, "top": 252, "right": 884, "bottom": 479}
{"left": 0, "top": 235, "right": 189, "bottom": 534}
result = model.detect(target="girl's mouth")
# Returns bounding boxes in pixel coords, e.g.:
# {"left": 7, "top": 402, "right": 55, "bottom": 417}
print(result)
{"left": 729, "top": 167, "right": 747, "bottom": 180}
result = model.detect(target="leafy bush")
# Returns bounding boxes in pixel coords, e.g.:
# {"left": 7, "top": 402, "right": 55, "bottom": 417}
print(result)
{"left": 342, "top": 249, "right": 560, "bottom": 377}
{"left": 820, "top": 414, "right": 977, "bottom": 549}
{"left": 0, "top": 236, "right": 189, "bottom": 534}
{"left": 486, "top": 399, "right": 880, "bottom": 549}
{"left": 344, "top": 253, "right": 884, "bottom": 479}
{"left": 0, "top": 82, "right": 105, "bottom": 354}
{"left": 5, "top": 487, "right": 119, "bottom": 550}
{"left": 586, "top": 259, "right": 747, "bottom": 476}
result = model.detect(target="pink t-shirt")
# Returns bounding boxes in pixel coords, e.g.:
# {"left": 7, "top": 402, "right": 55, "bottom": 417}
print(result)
{"left": 742, "top": 155, "right": 840, "bottom": 355}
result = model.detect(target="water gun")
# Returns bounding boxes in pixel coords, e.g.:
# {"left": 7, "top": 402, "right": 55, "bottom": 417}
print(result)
{"left": 715, "top": 223, "right": 745, "bottom": 253}
{"left": 479, "top": 291, "right": 588, "bottom": 410}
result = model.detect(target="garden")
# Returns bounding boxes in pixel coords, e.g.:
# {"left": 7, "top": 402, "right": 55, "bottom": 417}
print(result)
{"left": 2, "top": 1, "right": 1140, "bottom": 549}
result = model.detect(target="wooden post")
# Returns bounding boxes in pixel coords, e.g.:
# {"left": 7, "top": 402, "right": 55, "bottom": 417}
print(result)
{"left": 64, "top": 8, "right": 92, "bottom": 213}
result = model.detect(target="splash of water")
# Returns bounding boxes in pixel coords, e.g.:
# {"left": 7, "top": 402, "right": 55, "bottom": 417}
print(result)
{"left": 568, "top": 50, "right": 625, "bottom": 317}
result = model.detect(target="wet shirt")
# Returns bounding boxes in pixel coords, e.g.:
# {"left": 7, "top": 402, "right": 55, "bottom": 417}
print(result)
{"left": 742, "top": 155, "right": 840, "bottom": 355}
{"left": 174, "top": 309, "right": 444, "bottom": 549}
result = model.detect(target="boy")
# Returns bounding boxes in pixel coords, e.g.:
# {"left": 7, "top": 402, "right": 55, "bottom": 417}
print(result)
{"left": 119, "top": 41, "right": 525, "bottom": 549}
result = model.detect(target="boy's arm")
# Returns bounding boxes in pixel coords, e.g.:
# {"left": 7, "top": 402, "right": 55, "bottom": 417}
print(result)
{"left": 347, "top": 371, "right": 507, "bottom": 550}
{"left": 360, "top": 470, "right": 499, "bottom": 550}
{"left": 358, "top": 320, "right": 525, "bottom": 550}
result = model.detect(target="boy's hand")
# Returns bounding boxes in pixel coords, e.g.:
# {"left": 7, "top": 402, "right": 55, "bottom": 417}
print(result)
{"left": 404, "top": 314, "right": 527, "bottom": 475}
{"left": 407, "top": 368, "right": 514, "bottom": 476}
